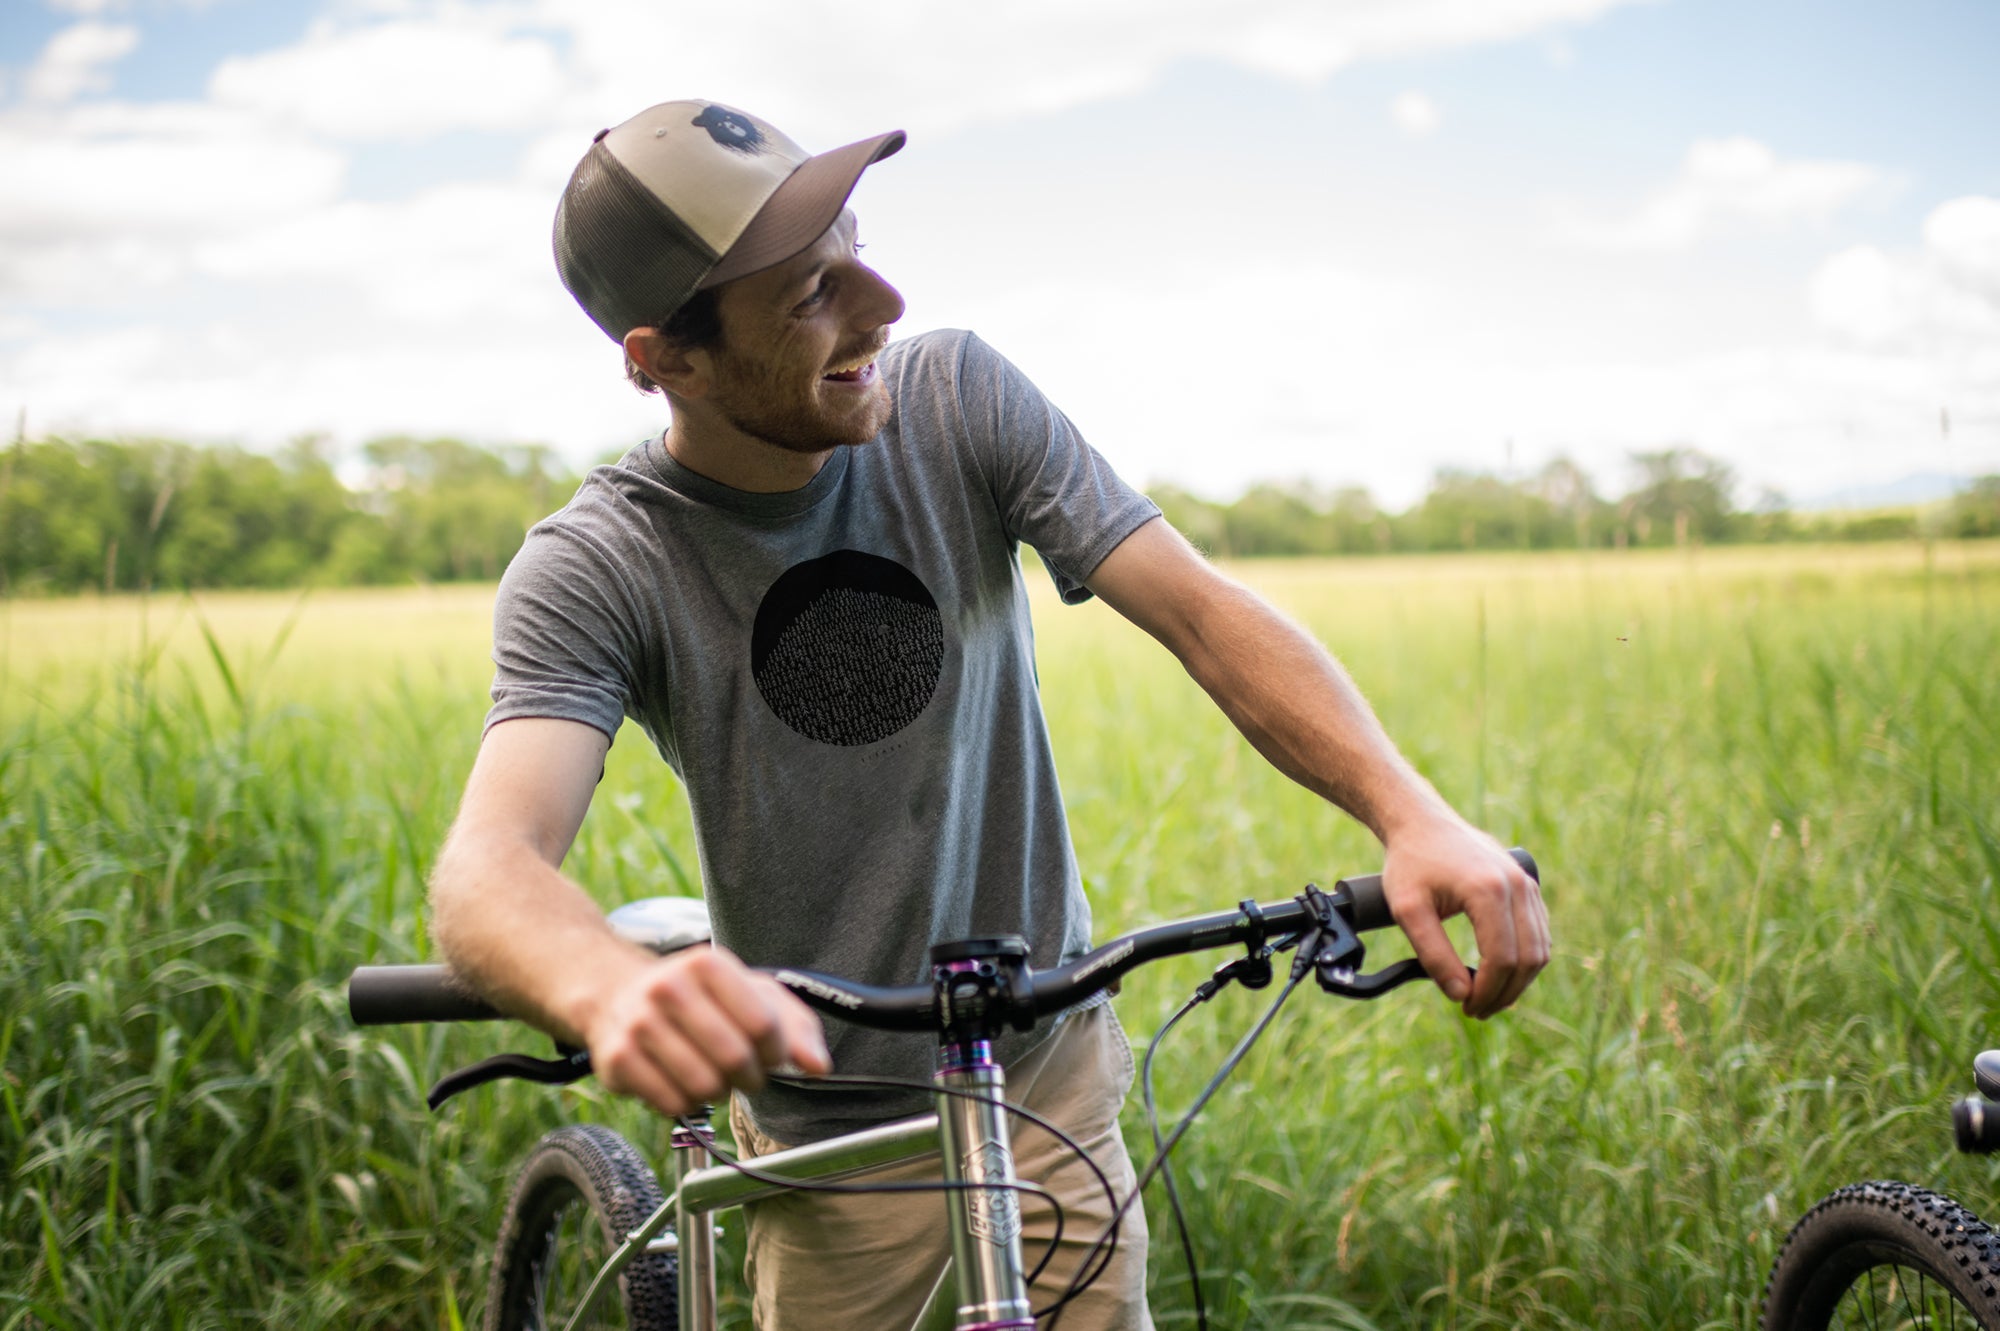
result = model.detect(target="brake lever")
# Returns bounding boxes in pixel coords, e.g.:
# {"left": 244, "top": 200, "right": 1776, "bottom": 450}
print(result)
{"left": 1316, "top": 958, "right": 1477, "bottom": 1001}
{"left": 426, "top": 1047, "right": 593, "bottom": 1111}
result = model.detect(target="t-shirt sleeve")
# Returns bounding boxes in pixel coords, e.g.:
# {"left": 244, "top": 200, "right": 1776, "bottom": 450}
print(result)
{"left": 951, "top": 332, "right": 1161, "bottom": 604}
{"left": 485, "top": 520, "right": 643, "bottom": 742}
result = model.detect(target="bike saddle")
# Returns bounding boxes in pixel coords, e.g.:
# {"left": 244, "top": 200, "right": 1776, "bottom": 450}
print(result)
{"left": 1975, "top": 1050, "right": 2000, "bottom": 1100}
{"left": 607, "top": 896, "right": 712, "bottom": 955}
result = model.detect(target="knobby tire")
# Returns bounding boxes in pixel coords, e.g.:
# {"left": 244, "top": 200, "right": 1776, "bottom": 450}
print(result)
{"left": 1763, "top": 1180, "right": 2000, "bottom": 1331}
{"left": 486, "top": 1123, "right": 679, "bottom": 1331}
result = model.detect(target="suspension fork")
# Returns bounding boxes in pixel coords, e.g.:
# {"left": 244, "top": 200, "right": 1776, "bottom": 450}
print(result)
{"left": 669, "top": 1114, "right": 719, "bottom": 1330}
{"left": 935, "top": 1038, "right": 1033, "bottom": 1329}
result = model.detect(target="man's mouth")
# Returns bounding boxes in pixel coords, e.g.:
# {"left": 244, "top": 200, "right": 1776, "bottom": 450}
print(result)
{"left": 822, "top": 348, "right": 882, "bottom": 383}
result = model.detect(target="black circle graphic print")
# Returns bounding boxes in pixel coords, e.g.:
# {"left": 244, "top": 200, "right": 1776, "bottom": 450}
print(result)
{"left": 751, "top": 550, "right": 944, "bottom": 746}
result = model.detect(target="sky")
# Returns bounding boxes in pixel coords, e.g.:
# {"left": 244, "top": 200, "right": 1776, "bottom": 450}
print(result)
{"left": 1, "top": 0, "right": 1996, "bottom": 508}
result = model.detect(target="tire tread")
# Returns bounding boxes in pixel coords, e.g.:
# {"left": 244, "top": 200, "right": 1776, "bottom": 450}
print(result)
{"left": 485, "top": 1123, "right": 678, "bottom": 1331}
{"left": 1763, "top": 1180, "right": 2000, "bottom": 1330}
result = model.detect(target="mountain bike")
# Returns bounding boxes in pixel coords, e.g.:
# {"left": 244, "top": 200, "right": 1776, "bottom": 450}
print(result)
{"left": 1761, "top": 1051, "right": 2000, "bottom": 1330}
{"left": 348, "top": 849, "right": 1538, "bottom": 1331}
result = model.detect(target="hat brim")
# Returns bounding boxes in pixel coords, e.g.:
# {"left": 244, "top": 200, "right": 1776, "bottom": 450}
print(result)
{"left": 699, "top": 130, "right": 905, "bottom": 290}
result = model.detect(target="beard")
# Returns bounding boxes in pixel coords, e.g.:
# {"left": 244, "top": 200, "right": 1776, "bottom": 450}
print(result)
{"left": 706, "top": 344, "right": 894, "bottom": 455}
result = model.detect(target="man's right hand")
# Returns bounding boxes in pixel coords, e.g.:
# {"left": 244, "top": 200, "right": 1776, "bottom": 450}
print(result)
{"left": 582, "top": 945, "right": 833, "bottom": 1118}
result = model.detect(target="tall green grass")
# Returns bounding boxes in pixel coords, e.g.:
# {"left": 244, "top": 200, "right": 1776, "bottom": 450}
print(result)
{"left": 4, "top": 544, "right": 1998, "bottom": 1329}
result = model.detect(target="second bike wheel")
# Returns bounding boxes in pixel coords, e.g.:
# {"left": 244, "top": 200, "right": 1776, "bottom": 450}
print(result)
{"left": 1762, "top": 1180, "right": 2000, "bottom": 1330}
{"left": 485, "top": 1123, "right": 679, "bottom": 1331}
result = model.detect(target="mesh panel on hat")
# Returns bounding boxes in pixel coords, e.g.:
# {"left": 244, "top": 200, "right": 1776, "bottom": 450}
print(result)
{"left": 554, "top": 141, "right": 720, "bottom": 342}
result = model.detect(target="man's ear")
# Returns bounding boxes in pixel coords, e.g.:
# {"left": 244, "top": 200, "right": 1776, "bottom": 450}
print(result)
{"left": 624, "top": 327, "right": 712, "bottom": 398}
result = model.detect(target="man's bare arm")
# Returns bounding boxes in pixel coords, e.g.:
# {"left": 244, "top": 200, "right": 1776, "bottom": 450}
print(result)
{"left": 429, "top": 717, "right": 829, "bottom": 1114}
{"left": 1085, "top": 517, "right": 1550, "bottom": 1018}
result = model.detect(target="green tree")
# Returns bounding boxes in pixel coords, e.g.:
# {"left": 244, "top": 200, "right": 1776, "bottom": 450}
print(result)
{"left": 1223, "top": 482, "right": 1334, "bottom": 556}
{"left": 1325, "top": 485, "right": 1390, "bottom": 554}
{"left": 0, "top": 433, "right": 575, "bottom": 594}
{"left": 1401, "top": 469, "right": 1562, "bottom": 552}
{"left": 150, "top": 440, "right": 359, "bottom": 588}
{"left": 1148, "top": 484, "right": 1230, "bottom": 556}
{"left": 0, "top": 438, "right": 149, "bottom": 592}
{"left": 1529, "top": 456, "right": 1609, "bottom": 547}
{"left": 356, "top": 436, "right": 577, "bottom": 582}
{"left": 1951, "top": 475, "right": 2000, "bottom": 538}
{"left": 1622, "top": 447, "right": 1740, "bottom": 546}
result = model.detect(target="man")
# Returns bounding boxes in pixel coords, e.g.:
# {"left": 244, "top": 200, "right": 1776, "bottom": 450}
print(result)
{"left": 428, "top": 99, "right": 1549, "bottom": 1331}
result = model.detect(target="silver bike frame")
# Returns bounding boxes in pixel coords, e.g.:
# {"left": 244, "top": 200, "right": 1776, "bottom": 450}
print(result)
{"left": 559, "top": 1051, "right": 1036, "bottom": 1331}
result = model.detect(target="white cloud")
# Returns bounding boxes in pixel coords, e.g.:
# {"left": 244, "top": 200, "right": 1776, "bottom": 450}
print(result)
{"left": 1767, "top": 196, "right": 2000, "bottom": 489}
{"left": 1808, "top": 195, "right": 2000, "bottom": 349}
{"left": 935, "top": 257, "right": 1493, "bottom": 504}
{"left": 43, "top": 0, "right": 234, "bottom": 10}
{"left": 0, "top": 104, "right": 346, "bottom": 239}
{"left": 0, "top": 101, "right": 346, "bottom": 299}
{"left": 208, "top": 18, "right": 568, "bottom": 140}
{"left": 23, "top": 21, "right": 139, "bottom": 103}
{"left": 2, "top": 309, "right": 659, "bottom": 457}
{"left": 1561, "top": 136, "right": 1885, "bottom": 251}
{"left": 193, "top": 180, "right": 554, "bottom": 323}
{"left": 930, "top": 206, "right": 2000, "bottom": 508}
{"left": 1925, "top": 195, "right": 2000, "bottom": 301}
{"left": 1391, "top": 90, "right": 1440, "bottom": 136}
{"left": 530, "top": 0, "right": 1650, "bottom": 141}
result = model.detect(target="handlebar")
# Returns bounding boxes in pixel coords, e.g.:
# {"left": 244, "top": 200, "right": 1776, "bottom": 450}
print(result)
{"left": 772, "top": 866, "right": 1401, "bottom": 1033}
{"left": 347, "top": 848, "right": 1538, "bottom": 1032}
{"left": 348, "top": 963, "right": 502, "bottom": 1025}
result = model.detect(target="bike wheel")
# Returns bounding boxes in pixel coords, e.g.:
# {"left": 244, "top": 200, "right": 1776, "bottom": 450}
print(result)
{"left": 1763, "top": 1180, "right": 2000, "bottom": 1330}
{"left": 485, "top": 1123, "right": 679, "bottom": 1331}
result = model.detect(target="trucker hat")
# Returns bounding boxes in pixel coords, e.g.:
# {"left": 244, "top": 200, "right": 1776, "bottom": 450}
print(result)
{"left": 553, "top": 99, "right": 905, "bottom": 343}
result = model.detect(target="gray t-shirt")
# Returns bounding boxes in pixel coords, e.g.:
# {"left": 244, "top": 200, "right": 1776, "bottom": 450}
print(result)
{"left": 487, "top": 329, "right": 1160, "bottom": 1142}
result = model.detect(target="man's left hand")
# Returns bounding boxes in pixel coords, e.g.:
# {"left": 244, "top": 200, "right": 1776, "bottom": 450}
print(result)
{"left": 1378, "top": 819, "right": 1550, "bottom": 1019}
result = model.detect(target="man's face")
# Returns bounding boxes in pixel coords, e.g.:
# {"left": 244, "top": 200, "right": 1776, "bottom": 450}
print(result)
{"left": 703, "top": 212, "right": 905, "bottom": 453}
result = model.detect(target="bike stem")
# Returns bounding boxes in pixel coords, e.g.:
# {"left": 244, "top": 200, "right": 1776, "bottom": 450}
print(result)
{"left": 932, "top": 940, "right": 1037, "bottom": 1329}
{"left": 671, "top": 1113, "right": 719, "bottom": 1330}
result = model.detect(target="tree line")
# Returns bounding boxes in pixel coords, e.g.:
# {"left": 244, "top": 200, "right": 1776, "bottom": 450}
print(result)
{"left": 1156, "top": 449, "right": 2000, "bottom": 558}
{"left": 0, "top": 434, "right": 578, "bottom": 595}
{"left": 2, "top": 436, "right": 1997, "bottom": 595}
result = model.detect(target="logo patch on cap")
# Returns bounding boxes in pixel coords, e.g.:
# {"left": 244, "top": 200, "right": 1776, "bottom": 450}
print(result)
{"left": 691, "top": 104, "right": 765, "bottom": 154}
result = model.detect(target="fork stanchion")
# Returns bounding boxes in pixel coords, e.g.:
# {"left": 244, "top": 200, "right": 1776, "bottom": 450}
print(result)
{"left": 935, "top": 1049, "right": 1033, "bottom": 1329}
{"left": 671, "top": 1113, "right": 718, "bottom": 1329}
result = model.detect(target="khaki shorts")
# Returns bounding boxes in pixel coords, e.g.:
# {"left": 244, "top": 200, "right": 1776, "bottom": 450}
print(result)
{"left": 727, "top": 1003, "right": 1156, "bottom": 1331}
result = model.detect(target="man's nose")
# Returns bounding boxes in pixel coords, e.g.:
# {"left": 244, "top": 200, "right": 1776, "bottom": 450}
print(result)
{"left": 855, "top": 265, "right": 905, "bottom": 328}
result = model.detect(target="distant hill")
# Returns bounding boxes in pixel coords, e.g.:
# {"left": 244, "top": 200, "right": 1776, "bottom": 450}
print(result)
{"left": 1795, "top": 473, "right": 1968, "bottom": 512}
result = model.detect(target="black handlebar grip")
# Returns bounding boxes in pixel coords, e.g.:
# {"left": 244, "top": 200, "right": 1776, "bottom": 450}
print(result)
{"left": 1338, "top": 847, "right": 1540, "bottom": 934}
{"left": 348, "top": 964, "right": 502, "bottom": 1026}
{"left": 1337, "top": 872, "right": 1394, "bottom": 933}
{"left": 1956, "top": 1097, "right": 2000, "bottom": 1154}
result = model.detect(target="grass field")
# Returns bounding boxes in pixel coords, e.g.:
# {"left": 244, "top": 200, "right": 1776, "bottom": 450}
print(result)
{"left": 5, "top": 541, "right": 2000, "bottom": 1329}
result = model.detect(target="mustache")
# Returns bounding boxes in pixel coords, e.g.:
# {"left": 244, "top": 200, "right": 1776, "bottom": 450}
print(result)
{"left": 835, "top": 335, "right": 890, "bottom": 366}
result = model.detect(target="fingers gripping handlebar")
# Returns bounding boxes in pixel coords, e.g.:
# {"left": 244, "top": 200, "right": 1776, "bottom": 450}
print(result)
{"left": 1332, "top": 846, "right": 1542, "bottom": 932}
